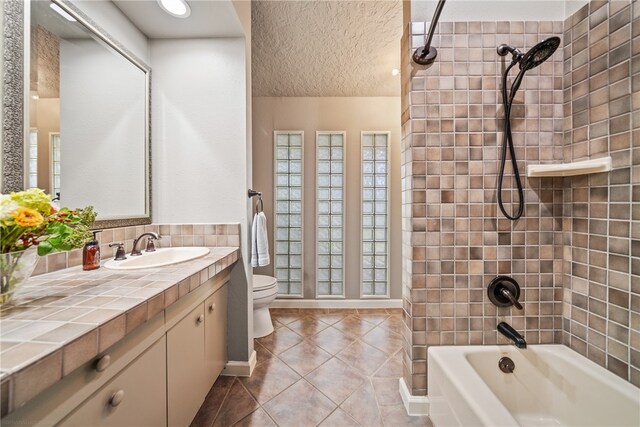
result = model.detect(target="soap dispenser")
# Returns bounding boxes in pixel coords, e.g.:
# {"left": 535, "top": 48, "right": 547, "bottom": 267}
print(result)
{"left": 83, "top": 230, "right": 102, "bottom": 271}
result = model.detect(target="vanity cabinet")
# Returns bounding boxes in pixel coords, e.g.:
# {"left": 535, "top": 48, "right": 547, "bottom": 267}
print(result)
{"left": 59, "top": 336, "right": 167, "bottom": 427}
{"left": 1, "top": 272, "right": 230, "bottom": 427}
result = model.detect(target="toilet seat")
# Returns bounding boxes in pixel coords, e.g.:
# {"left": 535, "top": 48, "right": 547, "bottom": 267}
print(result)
{"left": 254, "top": 286, "right": 277, "bottom": 300}
{"left": 253, "top": 275, "right": 277, "bottom": 291}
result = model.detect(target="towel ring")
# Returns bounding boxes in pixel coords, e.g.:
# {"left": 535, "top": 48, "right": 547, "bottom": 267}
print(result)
{"left": 255, "top": 196, "right": 264, "bottom": 214}
{"left": 248, "top": 189, "right": 264, "bottom": 214}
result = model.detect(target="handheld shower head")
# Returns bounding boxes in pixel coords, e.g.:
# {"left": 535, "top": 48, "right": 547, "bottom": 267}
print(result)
{"left": 519, "top": 36, "right": 560, "bottom": 71}
{"left": 497, "top": 36, "right": 560, "bottom": 70}
{"left": 495, "top": 35, "right": 561, "bottom": 221}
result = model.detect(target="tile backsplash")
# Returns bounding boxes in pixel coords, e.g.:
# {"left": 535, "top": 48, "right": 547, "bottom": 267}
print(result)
{"left": 32, "top": 223, "right": 241, "bottom": 276}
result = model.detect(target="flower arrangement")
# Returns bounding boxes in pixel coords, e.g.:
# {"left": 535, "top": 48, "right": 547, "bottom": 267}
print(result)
{"left": 0, "top": 188, "right": 97, "bottom": 304}
{"left": 1, "top": 188, "right": 96, "bottom": 255}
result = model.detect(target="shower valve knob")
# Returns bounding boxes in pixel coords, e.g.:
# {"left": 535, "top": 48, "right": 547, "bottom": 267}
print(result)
{"left": 488, "top": 276, "right": 523, "bottom": 310}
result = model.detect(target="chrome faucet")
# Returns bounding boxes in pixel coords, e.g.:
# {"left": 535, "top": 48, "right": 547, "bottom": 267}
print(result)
{"left": 131, "top": 232, "right": 161, "bottom": 256}
{"left": 497, "top": 322, "right": 527, "bottom": 349}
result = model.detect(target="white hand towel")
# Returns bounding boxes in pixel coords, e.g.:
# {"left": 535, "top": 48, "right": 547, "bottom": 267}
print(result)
{"left": 251, "top": 212, "right": 270, "bottom": 267}
{"left": 251, "top": 213, "right": 259, "bottom": 267}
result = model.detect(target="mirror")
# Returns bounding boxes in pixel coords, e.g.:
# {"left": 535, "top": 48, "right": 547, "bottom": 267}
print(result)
{"left": 2, "top": 0, "right": 151, "bottom": 228}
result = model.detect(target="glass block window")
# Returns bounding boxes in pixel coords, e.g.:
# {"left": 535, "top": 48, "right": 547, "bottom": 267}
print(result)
{"left": 50, "top": 133, "right": 61, "bottom": 197}
{"left": 274, "top": 131, "right": 303, "bottom": 297}
{"left": 361, "top": 132, "right": 389, "bottom": 297}
{"left": 316, "top": 132, "right": 344, "bottom": 297}
{"left": 28, "top": 129, "right": 38, "bottom": 188}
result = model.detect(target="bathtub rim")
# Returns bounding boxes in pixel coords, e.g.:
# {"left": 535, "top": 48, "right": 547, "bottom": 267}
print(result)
{"left": 427, "top": 344, "right": 640, "bottom": 427}
{"left": 428, "top": 345, "right": 520, "bottom": 426}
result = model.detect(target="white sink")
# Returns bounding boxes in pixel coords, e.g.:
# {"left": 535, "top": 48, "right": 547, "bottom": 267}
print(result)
{"left": 104, "top": 247, "right": 210, "bottom": 270}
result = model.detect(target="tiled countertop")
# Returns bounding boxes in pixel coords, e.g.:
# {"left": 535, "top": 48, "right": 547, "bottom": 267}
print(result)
{"left": 0, "top": 246, "right": 240, "bottom": 414}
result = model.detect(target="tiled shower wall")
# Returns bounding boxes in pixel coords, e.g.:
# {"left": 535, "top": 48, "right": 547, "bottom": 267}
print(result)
{"left": 562, "top": 0, "right": 640, "bottom": 386}
{"left": 402, "top": 0, "right": 640, "bottom": 396}
{"left": 401, "top": 20, "right": 565, "bottom": 395}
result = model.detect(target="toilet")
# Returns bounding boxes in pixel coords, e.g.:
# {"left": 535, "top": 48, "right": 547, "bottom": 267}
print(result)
{"left": 252, "top": 275, "right": 278, "bottom": 338}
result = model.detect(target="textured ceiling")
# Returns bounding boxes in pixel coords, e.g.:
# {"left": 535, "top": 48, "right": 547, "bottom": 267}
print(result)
{"left": 252, "top": 1, "right": 403, "bottom": 97}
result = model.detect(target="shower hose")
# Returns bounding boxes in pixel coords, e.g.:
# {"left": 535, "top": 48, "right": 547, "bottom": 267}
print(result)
{"left": 498, "top": 60, "right": 527, "bottom": 221}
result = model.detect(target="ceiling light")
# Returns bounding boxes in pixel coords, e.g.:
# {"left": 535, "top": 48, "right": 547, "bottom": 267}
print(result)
{"left": 50, "top": 3, "right": 76, "bottom": 22}
{"left": 157, "top": 0, "right": 191, "bottom": 18}
{"left": 31, "top": 95, "right": 39, "bottom": 100}
{"left": 391, "top": 68, "right": 400, "bottom": 76}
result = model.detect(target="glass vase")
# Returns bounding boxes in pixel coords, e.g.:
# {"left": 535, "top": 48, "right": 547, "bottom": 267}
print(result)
{"left": 0, "top": 249, "right": 39, "bottom": 306}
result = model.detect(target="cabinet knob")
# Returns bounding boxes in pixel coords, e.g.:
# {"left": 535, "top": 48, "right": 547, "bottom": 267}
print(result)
{"left": 109, "top": 390, "right": 125, "bottom": 407}
{"left": 197, "top": 314, "right": 204, "bottom": 324}
{"left": 209, "top": 303, "right": 216, "bottom": 313}
{"left": 95, "top": 355, "right": 111, "bottom": 372}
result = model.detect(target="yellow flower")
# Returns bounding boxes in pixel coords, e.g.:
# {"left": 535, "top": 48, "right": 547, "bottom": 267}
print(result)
{"left": 11, "top": 208, "right": 44, "bottom": 228}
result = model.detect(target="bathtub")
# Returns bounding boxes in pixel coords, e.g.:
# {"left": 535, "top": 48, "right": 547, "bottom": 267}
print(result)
{"left": 428, "top": 345, "right": 640, "bottom": 427}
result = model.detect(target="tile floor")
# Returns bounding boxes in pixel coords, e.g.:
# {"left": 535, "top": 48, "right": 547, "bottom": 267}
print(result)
{"left": 191, "top": 308, "right": 433, "bottom": 427}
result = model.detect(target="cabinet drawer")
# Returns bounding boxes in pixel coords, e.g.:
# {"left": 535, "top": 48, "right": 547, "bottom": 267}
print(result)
{"left": 205, "top": 284, "right": 227, "bottom": 384}
{"left": 59, "top": 336, "right": 166, "bottom": 427}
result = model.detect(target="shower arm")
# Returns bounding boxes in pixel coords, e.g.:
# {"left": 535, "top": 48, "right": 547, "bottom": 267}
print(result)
{"left": 423, "top": 0, "right": 445, "bottom": 54}
{"left": 412, "top": 0, "right": 446, "bottom": 66}
{"left": 497, "top": 44, "right": 524, "bottom": 64}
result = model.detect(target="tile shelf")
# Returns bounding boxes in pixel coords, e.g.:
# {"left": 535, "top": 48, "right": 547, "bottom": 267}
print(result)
{"left": 526, "top": 156, "right": 612, "bottom": 178}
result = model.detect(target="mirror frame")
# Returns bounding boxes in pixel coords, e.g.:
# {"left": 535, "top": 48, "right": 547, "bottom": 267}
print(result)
{"left": 1, "top": 0, "right": 152, "bottom": 229}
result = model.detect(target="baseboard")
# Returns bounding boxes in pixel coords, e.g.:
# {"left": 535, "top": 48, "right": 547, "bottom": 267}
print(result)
{"left": 271, "top": 299, "right": 402, "bottom": 309}
{"left": 399, "top": 378, "right": 430, "bottom": 416}
{"left": 221, "top": 350, "right": 256, "bottom": 377}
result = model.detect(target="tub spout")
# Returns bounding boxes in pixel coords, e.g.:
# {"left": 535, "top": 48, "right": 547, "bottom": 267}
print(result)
{"left": 497, "top": 322, "right": 527, "bottom": 349}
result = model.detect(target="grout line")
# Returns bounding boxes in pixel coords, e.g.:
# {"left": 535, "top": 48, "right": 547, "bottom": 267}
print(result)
{"left": 208, "top": 377, "right": 236, "bottom": 427}
{"left": 232, "top": 380, "right": 270, "bottom": 427}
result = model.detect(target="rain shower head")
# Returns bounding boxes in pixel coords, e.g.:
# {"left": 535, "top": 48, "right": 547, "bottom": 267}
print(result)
{"left": 497, "top": 36, "right": 560, "bottom": 70}
{"left": 519, "top": 36, "right": 561, "bottom": 70}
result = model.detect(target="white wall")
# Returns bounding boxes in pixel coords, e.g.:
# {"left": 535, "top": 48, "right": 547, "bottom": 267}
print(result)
{"left": 564, "top": 0, "right": 591, "bottom": 17}
{"left": 411, "top": 0, "right": 589, "bottom": 22}
{"left": 151, "top": 38, "right": 247, "bottom": 224}
{"left": 231, "top": 0, "right": 254, "bottom": 363}
{"left": 151, "top": 37, "right": 252, "bottom": 361}
{"left": 59, "top": 39, "right": 146, "bottom": 217}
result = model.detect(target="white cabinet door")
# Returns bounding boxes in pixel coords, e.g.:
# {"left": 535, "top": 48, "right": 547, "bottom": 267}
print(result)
{"left": 205, "top": 284, "right": 227, "bottom": 385}
{"left": 167, "top": 303, "right": 207, "bottom": 427}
